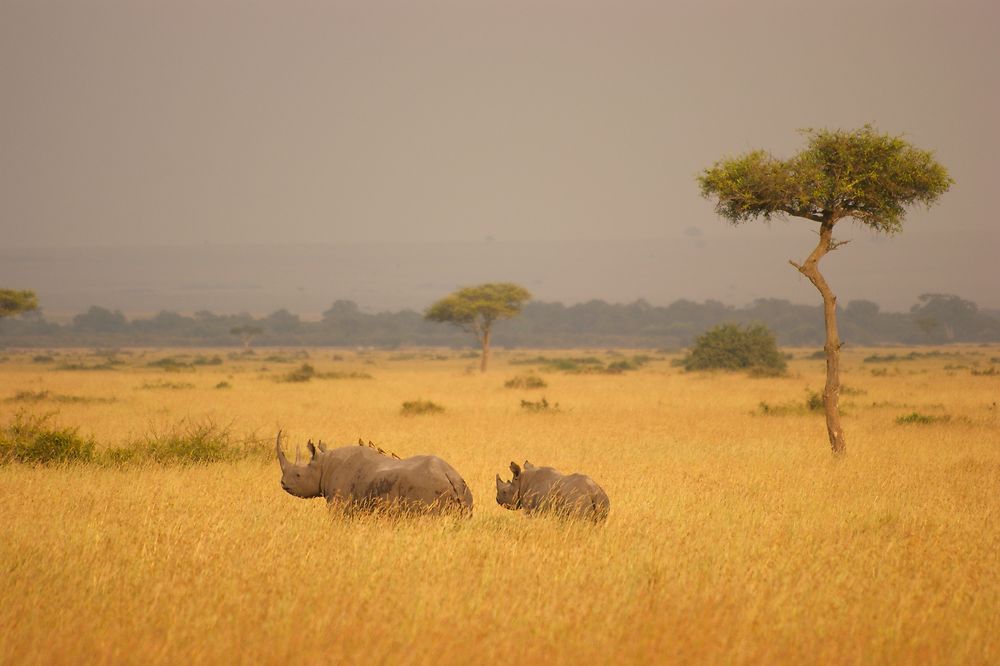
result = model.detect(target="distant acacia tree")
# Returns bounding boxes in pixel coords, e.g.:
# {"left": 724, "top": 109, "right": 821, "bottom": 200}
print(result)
{"left": 0, "top": 289, "right": 38, "bottom": 318}
{"left": 699, "top": 125, "right": 952, "bottom": 455}
{"left": 230, "top": 324, "right": 263, "bottom": 350}
{"left": 425, "top": 283, "right": 531, "bottom": 372}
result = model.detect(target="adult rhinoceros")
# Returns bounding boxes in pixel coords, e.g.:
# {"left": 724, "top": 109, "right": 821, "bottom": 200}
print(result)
{"left": 276, "top": 432, "right": 473, "bottom": 515}
{"left": 496, "top": 461, "right": 609, "bottom": 522}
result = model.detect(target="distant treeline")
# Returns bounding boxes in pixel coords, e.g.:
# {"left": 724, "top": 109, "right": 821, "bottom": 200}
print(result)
{"left": 2, "top": 293, "right": 998, "bottom": 349}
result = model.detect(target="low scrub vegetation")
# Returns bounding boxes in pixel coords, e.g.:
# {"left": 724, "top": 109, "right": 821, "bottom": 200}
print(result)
{"left": 140, "top": 380, "right": 196, "bottom": 390}
{"left": 520, "top": 397, "right": 559, "bottom": 412}
{"left": 400, "top": 400, "right": 444, "bottom": 416}
{"left": 510, "top": 355, "right": 650, "bottom": 374}
{"left": 0, "top": 413, "right": 264, "bottom": 466}
{"left": 104, "top": 420, "right": 263, "bottom": 465}
{"left": 5, "top": 390, "right": 115, "bottom": 405}
{"left": 896, "top": 412, "right": 951, "bottom": 425}
{"left": 504, "top": 374, "right": 548, "bottom": 389}
{"left": 0, "top": 412, "right": 96, "bottom": 464}
{"left": 277, "top": 363, "right": 373, "bottom": 382}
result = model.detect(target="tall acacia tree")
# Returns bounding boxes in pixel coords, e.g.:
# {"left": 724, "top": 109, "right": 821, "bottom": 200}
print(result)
{"left": 425, "top": 282, "right": 531, "bottom": 373}
{"left": 698, "top": 126, "right": 952, "bottom": 455}
{"left": 0, "top": 289, "right": 39, "bottom": 318}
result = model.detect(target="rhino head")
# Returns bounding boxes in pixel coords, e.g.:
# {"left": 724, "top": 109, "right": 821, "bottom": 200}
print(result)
{"left": 496, "top": 461, "right": 526, "bottom": 510}
{"left": 276, "top": 431, "right": 322, "bottom": 499}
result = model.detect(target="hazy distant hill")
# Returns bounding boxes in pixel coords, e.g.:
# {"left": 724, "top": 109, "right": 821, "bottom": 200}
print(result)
{"left": 1, "top": 232, "right": 993, "bottom": 319}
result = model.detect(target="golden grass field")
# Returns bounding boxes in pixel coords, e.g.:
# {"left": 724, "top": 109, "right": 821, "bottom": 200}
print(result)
{"left": 1, "top": 346, "right": 998, "bottom": 665}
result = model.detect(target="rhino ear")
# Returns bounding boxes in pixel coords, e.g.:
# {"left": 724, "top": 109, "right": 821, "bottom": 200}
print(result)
{"left": 510, "top": 461, "right": 521, "bottom": 478}
{"left": 524, "top": 460, "right": 535, "bottom": 470}
{"left": 318, "top": 441, "right": 327, "bottom": 453}
{"left": 307, "top": 440, "right": 317, "bottom": 460}
{"left": 358, "top": 438, "right": 365, "bottom": 447}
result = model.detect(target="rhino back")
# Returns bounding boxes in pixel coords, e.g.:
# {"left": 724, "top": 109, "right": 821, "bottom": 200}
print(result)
{"left": 522, "top": 469, "right": 609, "bottom": 521}
{"left": 319, "top": 448, "right": 472, "bottom": 513}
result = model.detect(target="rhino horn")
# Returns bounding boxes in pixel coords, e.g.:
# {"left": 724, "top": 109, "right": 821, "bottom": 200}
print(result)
{"left": 295, "top": 444, "right": 302, "bottom": 464}
{"left": 276, "top": 430, "right": 288, "bottom": 470}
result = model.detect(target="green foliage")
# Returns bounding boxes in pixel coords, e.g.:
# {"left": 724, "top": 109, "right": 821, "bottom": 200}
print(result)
{"left": 698, "top": 125, "right": 952, "bottom": 233}
{"left": 505, "top": 374, "right": 548, "bottom": 389}
{"left": 0, "top": 289, "right": 39, "bottom": 318}
{"left": 683, "top": 323, "right": 786, "bottom": 374}
{"left": 896, "top": 412, "right": 950, "bottom": 425}
{"left": 401, "top": 400, "right": 445, "bottom": 416}
{"left": 0, "top": 412, "right": 96, "bottom": 464}
{"left": 425, "top": 283, "right": 531, "bottom": 329}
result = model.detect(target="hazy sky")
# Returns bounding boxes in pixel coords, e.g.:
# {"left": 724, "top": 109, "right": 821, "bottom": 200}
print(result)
{"left": 1, "top": 0, "right": 997, "bottom": 310}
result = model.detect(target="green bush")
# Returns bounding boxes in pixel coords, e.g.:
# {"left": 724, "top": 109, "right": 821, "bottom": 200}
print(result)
{"left": 682, "top": 323, "right": 786, "bottom": 374}
{"left": 0, "top": 412, "right": 96, "bottom": 464}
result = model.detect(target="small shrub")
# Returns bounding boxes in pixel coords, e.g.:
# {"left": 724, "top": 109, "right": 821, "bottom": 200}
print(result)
{"left": 682, "top": 323, "right": 786, "bottom": 374}
{"left": 140, "top": 380, "right": 195, "bottom": 390}
{"left": 32, "top": 355, "right": 55, "bottom": 363}
{"left": 401, "top": 400, "right": 444, "bottom": 416}
{"left": 191, "top": 355, "right": 223, "bottom": 366}
{"left": 896, "top": 412, "right": 950, "bottom": 425}
{"left": 6, "top": 390, "right": 51, "bottom": 403}
{"left": 870, "top": 368, "right": 889, "bottom": 377}
{"left": 279, "top": 363, "right": 315, "bottom": 382}
{"left": 806, "top": 392, "right": 824, "bottom": 412}
{"left": 147, "top": 357, "right": 191, "bottom": 371}
{"left": 316, "top": 371, "right": 373, "bottom": 380}
{"left": 0, "top": 412, "right": 96, "bottom": 464}
{"left": 520, "top": 397, "right": 559, "bottom": 412}
{"left": 215, "top": 381, "right": 231, "bottom": 389}
{"left": 841, "top": 385, "right": 867, "bottom": 396}
{"left": 971, "top": 366, "right": 999, "bottom": 376}
{"left": 55, "top": 360, "right": 120, "bottom": 371}
{"left": 505, "top": 374, "right": 548, "bottom": 389}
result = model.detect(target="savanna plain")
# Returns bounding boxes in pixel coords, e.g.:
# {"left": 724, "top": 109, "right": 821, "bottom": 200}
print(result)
{"left": 1, "top": 346, "right": 998, "bottom": 665}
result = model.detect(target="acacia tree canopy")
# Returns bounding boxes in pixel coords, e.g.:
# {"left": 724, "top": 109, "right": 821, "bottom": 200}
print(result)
{"left": 0, "top": 289, "right": 39, "bottom": 318}
{"left": 698, "top": 125, "right": 952, "bottom": 231}
{"left": 425, "top": 282, "right": 531, "bottom": 372}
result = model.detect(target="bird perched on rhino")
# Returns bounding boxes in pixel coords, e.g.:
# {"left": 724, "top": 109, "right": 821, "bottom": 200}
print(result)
{"left": 496, "top": 461, "right": 610, "bottom": 522}
{"left": 276, "top": 431, "right": 473, "bottom": 515}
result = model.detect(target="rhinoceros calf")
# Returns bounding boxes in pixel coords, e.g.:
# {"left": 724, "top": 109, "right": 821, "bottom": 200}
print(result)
{"left": 276, "top": 432, "right": 473, "bottom": 515}
{"left": 496, "top": 461, "right": 609, "bottom": 521}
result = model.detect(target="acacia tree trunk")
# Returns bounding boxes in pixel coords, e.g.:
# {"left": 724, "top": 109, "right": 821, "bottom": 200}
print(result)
{"left": 480, "top": 326, "right": 491, "bottom": 373}
{"left": 790, "top": 220, "right": 847, "bottom": 455}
